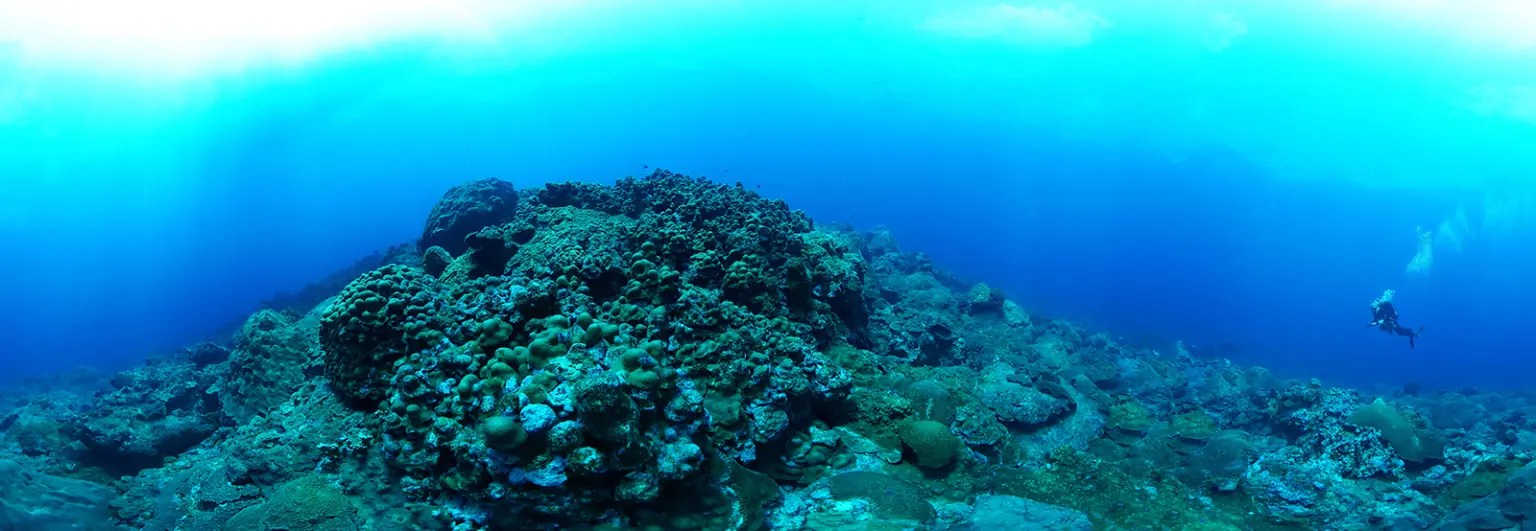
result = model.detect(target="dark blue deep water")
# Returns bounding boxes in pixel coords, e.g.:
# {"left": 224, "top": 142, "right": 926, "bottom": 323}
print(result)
{"left": 4, "top": 1, "right": 1536, "bottom": 390}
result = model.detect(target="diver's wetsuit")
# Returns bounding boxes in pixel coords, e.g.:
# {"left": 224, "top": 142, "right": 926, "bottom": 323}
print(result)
{"left": 1368, "top": 301, "right": 1420, "bottom": 348}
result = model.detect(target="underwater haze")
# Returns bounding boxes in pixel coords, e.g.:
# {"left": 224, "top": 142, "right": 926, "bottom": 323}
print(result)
{"left": 4, "top": 0, "right": 1536, "bottom": 391}
{"left": 10, "top": 3, "right": 1536, "bottom": 530}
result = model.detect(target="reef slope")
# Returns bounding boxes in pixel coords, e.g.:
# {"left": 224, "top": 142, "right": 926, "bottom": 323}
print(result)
{"left": 1, "top": 171, "right": 1531, "bottom": 530}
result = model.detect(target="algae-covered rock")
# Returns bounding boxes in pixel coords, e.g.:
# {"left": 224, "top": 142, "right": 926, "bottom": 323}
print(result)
{"left": 1184, "top": 430, "right": 1256, "bottom": 492}
{"left": 1426, "top": 393, "right": 1486, "bottom": 431}
{"left": 1108, "top": 399, "right": 1154, "bottom": 434}
{"left": 1499, "top": 462, "right": 1536, "bottom": 521}
{"left": 1437, "top": 495, "right": 1515, "bottom": 531}
{"left": 727, "top": 460, "right": 780, "bottom": 530}
{"left": 573, "top": 378, "right": 639, "bottom": 446}
{"left": 115, "top": 458, "right": 263, "bottom": 529}
{"left": 482, "top": 416, "right": 527, "bottom": 452}
{"left": 828, "top": 471, "right": 937, "bottom": 524}
{"left": 1241, "top": 444, "right": 1396, "bottom": 526}
{"left": 1430, "top": 462, "right": 1536, "bottom": 530}
{"left": 0, "top": 459, "right": 114, "bottom": 531}
{"left": 956, "top": 494, "right": 1092, "bottom": 531}
{"left": 995, "top": 447, "right": 1239, "bottom": 529}
{"left": 1171, "top": 410, "right": 1218, "bottom": 441}
{"left": 72, "top": 355, "right": 225, "bottom": 474}
{"left": 185, "top": 341, "right": 232, "bottom": 367}
{"left": 953, "top": 401, "right": 1009, "bottom": 447}
{"left": 964, "top": 283, "right": 1008, "bottom": 316}
{"left": 464, "top": 225, "right": 519, "bottom": 275}
{"left": 422, "top": 245, "right": 452, "bottom": 277}
{"left": 419, "top": 178, "right": 519, "bottom": 255}
{"left": 980, "top": 379, "right": 1071, "bottom": 429}
{"left": 222, "top": 308, "right": 316, "bottom": 423}
{"left": 224, "top": 475, "right": 360, "bottom": 531}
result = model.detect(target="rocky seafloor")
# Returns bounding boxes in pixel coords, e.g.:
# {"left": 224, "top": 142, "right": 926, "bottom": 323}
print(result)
{"left": 4, "top": 171, "right": 1536, "bottom": 530}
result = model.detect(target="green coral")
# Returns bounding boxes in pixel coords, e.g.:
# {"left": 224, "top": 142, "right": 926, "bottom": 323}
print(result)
{"left": 898, "top": 419, "right": 962, "bottom": 469}
{"left": 1108, "top": 399, "right": 1154, "bottom": 434}
{"left": 482, "top": 416, "right": 526, "bottom": 452}
{"left": 992, "top": 448, "right": 1243, "bottom": 529}
{"left": 221, "top": 308, "right": 315, "bottom": 422}
{"left": 318, "top": 265, "right": 445, "bottom": 405}
{"left": 1348, "top": 398, "right": 1444, "bottom": 463}
{"left": 1171, "top": 410, "right": 1218, "bottom": 441}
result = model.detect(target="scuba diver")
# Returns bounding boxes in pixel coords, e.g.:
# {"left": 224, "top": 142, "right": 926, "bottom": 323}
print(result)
{"left": 1367, "top": 289, "right": 1423, "bottom": 348}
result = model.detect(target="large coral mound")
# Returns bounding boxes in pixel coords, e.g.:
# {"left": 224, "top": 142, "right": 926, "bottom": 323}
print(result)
{"left": 419, "top": 178, "right": 520, "bottom": 255}
{"left": 318, "top": 171, "right": 858, "bottom": 527}
{"left": 319, "top": 264, "right": 447, "bottom": 405}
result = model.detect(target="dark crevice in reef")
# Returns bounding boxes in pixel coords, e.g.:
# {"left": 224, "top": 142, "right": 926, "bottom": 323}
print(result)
{"left": 2, "top": 169, "right": 1534, "bottom": 530}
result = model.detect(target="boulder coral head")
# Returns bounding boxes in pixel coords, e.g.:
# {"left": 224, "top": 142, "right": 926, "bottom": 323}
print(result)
{"left": 317, "top": 171, "right": 863, "bottom": 527}
{"left": 419, "top": 178, "right": 520, "bottom": 256}
{"left": 898, "top": 419, "right": 962, "bottom": 469}
{"left": 318, "top": 265, "right": 447, "bottom": 406}
{"left": 1348, "top": 397, "right": 1445, "bottom": 464}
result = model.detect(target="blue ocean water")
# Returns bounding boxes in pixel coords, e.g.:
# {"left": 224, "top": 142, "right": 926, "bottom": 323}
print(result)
{"left": 3, "top": 0, "right": 1534, "bottom": 391}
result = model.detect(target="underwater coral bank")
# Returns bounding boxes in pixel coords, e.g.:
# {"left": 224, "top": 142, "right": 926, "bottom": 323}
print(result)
{"left": 3, "top": 171, "right": 1535, "bottom": 530}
